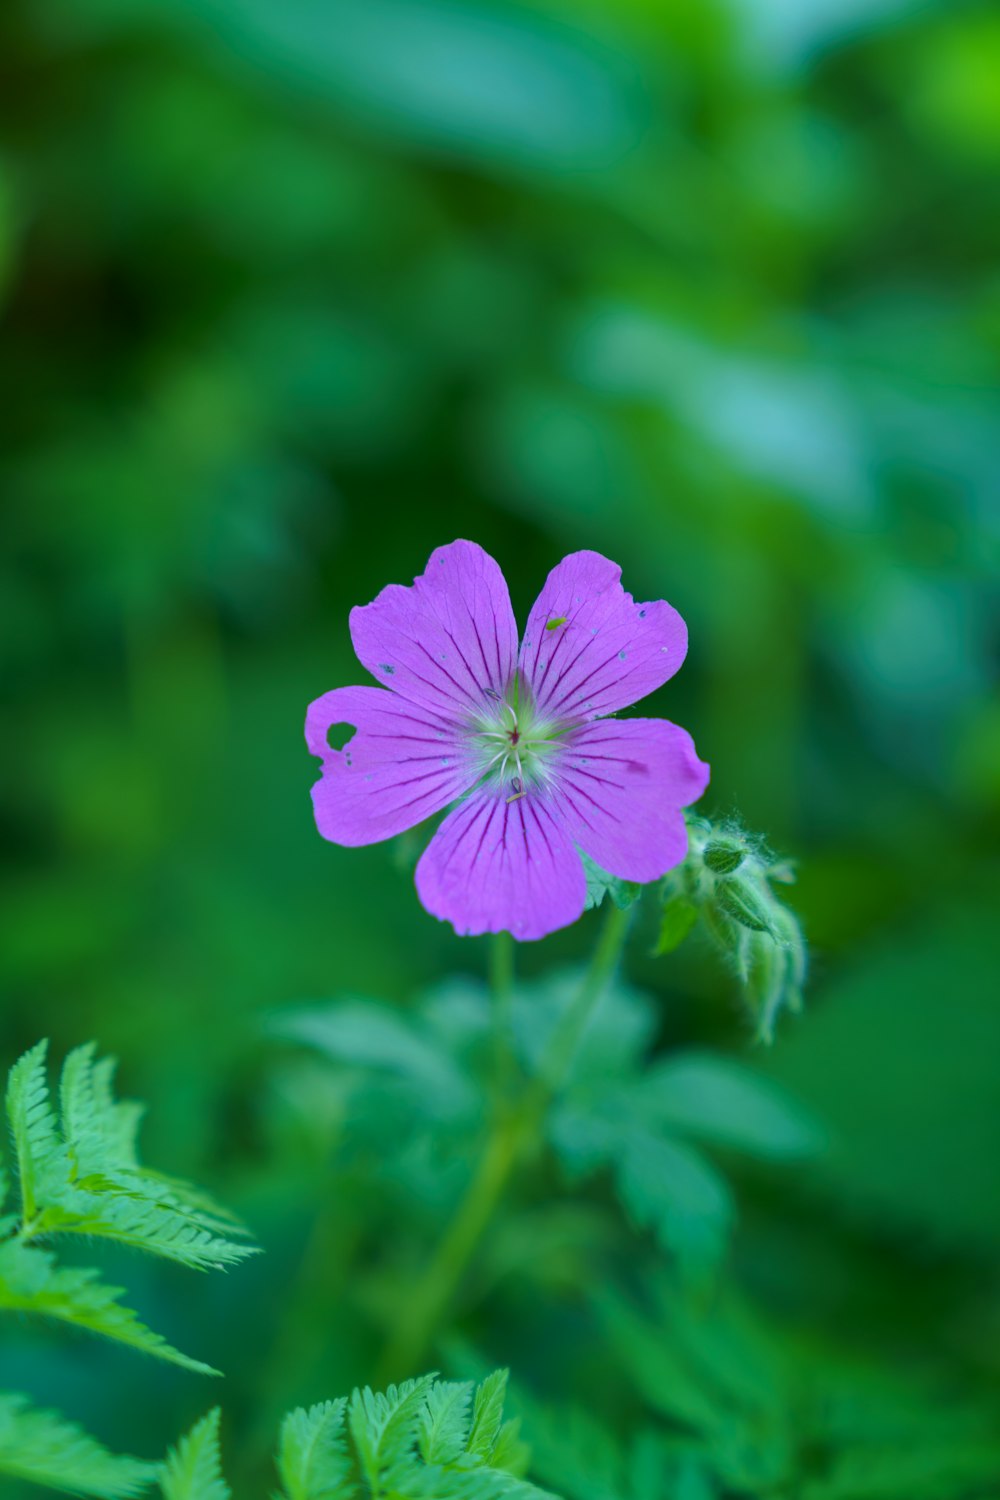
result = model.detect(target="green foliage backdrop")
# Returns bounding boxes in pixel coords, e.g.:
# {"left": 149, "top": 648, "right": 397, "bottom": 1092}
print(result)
{"left": 1, "top": 0, "right": 998, "bottom": 1492}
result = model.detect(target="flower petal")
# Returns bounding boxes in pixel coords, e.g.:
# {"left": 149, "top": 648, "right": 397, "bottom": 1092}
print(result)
{"left": 520, "top": 551, "right": 688, "bottom": 721}
{"left": 554, "top": 718, "right": 710, "bottom": 883}
{"left": 350, "top": 539, "right": 518, "bottom": 723}
{"left": 306, "top": 686, "right": 479, "bottom": 846}
{"left": 415, "top": 789, "right": 587, "bottom": 941}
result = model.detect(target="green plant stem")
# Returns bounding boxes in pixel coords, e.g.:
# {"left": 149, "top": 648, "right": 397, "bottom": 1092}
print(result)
{"left": 489, "top": 930, "right": 515, "bottom": 1097}
{"left": 375, "top": 902, "right": 632, "bottom": 1383}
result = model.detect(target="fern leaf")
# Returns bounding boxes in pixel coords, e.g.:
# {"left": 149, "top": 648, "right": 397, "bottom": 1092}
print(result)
{"left": 5, "top": 1040, "right": 69, "bottom": 1224}
{"left": 60, "top": 1045, "right": 143, "bottom": 1180}
{"left": 4, "top": 1041, "right": 256, "bottom": 1270}
{"left": 159, "top": 1409, "right": 230, "bottom": 1500}
{"left": 0, "top": 1239, "right": 218, "bottom": 1374}
{"left": 276, "top": 1399, "right": 354, "bottom": 1500}
{"left": 390, "top": 1462, "right": 552, "bottom": 1500}
{"left": 51, "top": 1181, "right": 257, "bottom": 1271}
{"left": 487, "top": 1420, "right": 530, "bottom": 1478}
{"left": 0, "top": 1391, "right": 155, "bottom": 1498}
{"left": 466, "top": 1371, "right": 510, "bottom": 1465}
{"left": 418, "top": 1381, "right": 474, "bottom": 1467}
{"left": 348, "top": 1376, "right": 434, "bottom": 1496}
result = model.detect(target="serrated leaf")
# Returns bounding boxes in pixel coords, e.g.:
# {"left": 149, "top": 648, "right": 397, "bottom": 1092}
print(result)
{"left": 5, "top": 1039, "right": 68, "bottom": 1223}
{"left": 4, "top": 1041, "right": 257, "bottom": 1271}
{"left": 0, "top": 1239, "right": 218, "bottom": 1374}
{"left": 418, "top": 1381, "right": 473, "bottom": 1467}
{"left": 60, "top": 1044, "right": 143, "bottom": 1179}
{"left": 276, "top": 1399, "right": 353, "bottom": 1500}
{"left": 348, "top": 1377, "right": 434, "bottom": 1496}
{"left": 466, "top": 1371, "right": 509, "bottom": 1464}
{"left": 637, "top": 1054, "right": 825, "bottom": 1161}
{"left": 274, "top": 1003, "right": 476, "bottom": 1119}
{"left": 159, "top": 1409, "right": 230, "bottom": 1500}
{"left": 0, "top": 1391, "right": 155, "bottom": 1498}
{"left": 614, "top": 1133, "right": 734, "bottom": 1271}
{"left": 580, "top": 853, "right": 641, "bottom": 913}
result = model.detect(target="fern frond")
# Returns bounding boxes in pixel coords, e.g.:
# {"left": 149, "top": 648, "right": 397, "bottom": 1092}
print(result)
{"left": 60, "top": 1045, "right": 143, "bottom": 1180}
{"left": 465, "top": 1371, "right": 509, "bottom": 1465}
{"left": 389, "top": 1462, "right": 551, "bottom": 1500}
{"left": 348, "top": 1376, "right": 435, "bottom": 1496}
{"left": 5, "top": 1040, "right": 69, "bottom": 1224}
{"left": 276, "top": 1399, "right": 353, "bottom": 1500}
{"left": 3, "top": 1041, "right": 256, "bottom": 1270}
{"left": 49, "top": 1180, "right": 256, "bottom": 1271}
{"left": 0, "top": 1391, "right": 155, "bottom": 1498}
{"left": 418, "top": 1381, "right": 474, "bottom": 1467}
{"left": 0, "top": 1240, "right": 218, "bottom": 1374}
{"left": 159, "top": 1409, "right": 230, "bottom": 1500}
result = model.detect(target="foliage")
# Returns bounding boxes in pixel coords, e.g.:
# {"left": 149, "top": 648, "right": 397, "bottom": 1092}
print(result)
{"left": 0, "top": 1394, "right": 156, "bottom": 1499}
{"left": 2, "top": 0, "right": 999, "bottom": 1495}
{"left": 0, "top": 1041, "right": 256, "bottom": 1377}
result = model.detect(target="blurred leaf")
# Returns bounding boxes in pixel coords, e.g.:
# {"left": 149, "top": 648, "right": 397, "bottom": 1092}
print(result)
{"left": 160, "top": 1409, "right": 229, "bottom": 1500}
{"left": 0, "top": 1393, "right": 155, "bottom": 1499}
{"left": 636, "top": 1054, "right": 825, "bottom": 1161}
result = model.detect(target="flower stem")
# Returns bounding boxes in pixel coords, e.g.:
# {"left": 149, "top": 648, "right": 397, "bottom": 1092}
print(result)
{"left": 489, "top": 930, "right": 515, "bottom": 1096}
{"left": 375, "top": 902, "right": 632, "bottom": 1382}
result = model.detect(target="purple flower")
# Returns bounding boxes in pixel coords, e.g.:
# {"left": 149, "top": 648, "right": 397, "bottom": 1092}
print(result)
{"left": 305, "top": 541, "right": 709, "bottom": 941}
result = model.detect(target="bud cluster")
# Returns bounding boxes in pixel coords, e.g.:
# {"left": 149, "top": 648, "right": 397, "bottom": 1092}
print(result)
{"left": 658, "top": 815, "right": 807, "bottom": 1043}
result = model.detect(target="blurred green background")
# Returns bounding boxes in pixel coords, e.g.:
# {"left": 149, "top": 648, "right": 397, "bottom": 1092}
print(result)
{"left": 2, "top": 0, "right": 999, "bottom": 1490}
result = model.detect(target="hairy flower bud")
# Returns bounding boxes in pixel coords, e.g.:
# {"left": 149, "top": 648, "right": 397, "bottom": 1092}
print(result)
{"left": 703, "top": 838, "right": 746, "bottom": 875}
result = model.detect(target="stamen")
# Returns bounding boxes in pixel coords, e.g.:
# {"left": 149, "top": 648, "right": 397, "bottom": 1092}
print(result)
{"left": 506, "top": 776, "right": 525, "bottom": 804}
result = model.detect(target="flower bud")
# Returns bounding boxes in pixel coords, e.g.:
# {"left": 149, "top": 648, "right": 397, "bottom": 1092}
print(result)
{"left": 714, "top": 877, "right": 776, "bottom": 935}
{"left": 703, "top": 838, "right": 745, "bottom": 874}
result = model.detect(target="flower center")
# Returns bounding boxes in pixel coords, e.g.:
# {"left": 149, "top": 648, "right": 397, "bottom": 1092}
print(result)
{"left": 471, "top": 680, "right": 562, "bottom": 802}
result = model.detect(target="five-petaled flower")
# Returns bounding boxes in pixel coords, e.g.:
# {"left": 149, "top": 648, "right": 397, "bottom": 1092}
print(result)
{"left": 305, "top": 541, "right": 709, "bottom": 941}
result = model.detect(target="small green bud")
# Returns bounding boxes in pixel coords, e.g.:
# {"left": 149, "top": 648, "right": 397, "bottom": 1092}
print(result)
{"left": 715, "top": 877, "right": 776, "bottom": 935}
{"left": 703, "top": 838, "right": 745, "bottom": 875}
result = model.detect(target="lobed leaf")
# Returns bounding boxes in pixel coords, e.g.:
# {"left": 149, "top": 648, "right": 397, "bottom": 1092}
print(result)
{"left": 276, "top": 1399, "right": 353, "bottom": 1500}
{"left": 5, "top": 1040, "right": 69, "bottom": 1225}
{"left": 348, "top": 1376, "right": 435, "bottom": 1496}
{"left": 636, "top": 1054, "right": 825, "bottom": 1162}
{"left": 159, "top": 1409, "right": 230, "bottom": 1500}
{"left": 418, "top": 1381, "right": 474, "bottom": 1467}
{"left": 465, "top": 1370, "right": 510, "bottom": 1465}
{"left": 0, "top": 1239, "right": 218, "bottom": 1374}
{"left": 0, "top": 1391, "right": 155, "bottom": 1498}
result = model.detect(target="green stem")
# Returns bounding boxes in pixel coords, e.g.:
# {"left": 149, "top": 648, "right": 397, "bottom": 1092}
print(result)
{"left": 375, "top": 902, "right": 632, "bottom": 1382}
{"left": 489, "top": 931, "right": 515, "bottom": 1097}
{"left": 532, "top": 902, "right": 632, "bottom": 1098}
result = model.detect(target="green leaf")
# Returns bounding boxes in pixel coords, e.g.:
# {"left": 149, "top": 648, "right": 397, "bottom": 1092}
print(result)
{"left": 637, "top": 1054, "right": 825, "bottom": 1161}
{"left": 0, "top": 1240, "right": 218, "bottom": 1374}
{"left": 60, "top": 1044, "right": 143, "bottom": 1179}
{"left": 5, "top": 1040, "right": 68, "bottom": 1224}
{"left": 654, "top": 896, "right": 700, "bottom": 955}
{"left": 512, "top": 970, "right": 655, "bottom": 1087}
{"left": 347, "top": 1376, "right": 434, "bottom": 1497}
{"left": 418, "top": 1381, "right": 473, "bottom": 1467}
{"left": 0, "top": 1391, "right": 155, "bottom": 1498}
{"left": 614, "top": 1133, "right": 734, "bottom": 1271}
{"left": 465, "top": 1370, "right": 509, "bottom": 1464}
{"left": 3, "top": 1040, "right": 256, "bottom": 1272}
{"left": 159, "top": 1410, "right": 230, "bottom": 1500}
{"left": 579, "top": 854, "right": 641, "bottom": 913}
{"left": 274, "top": 1002, "right": 476, "bottom": 1119}
{"left": 276, "top": 1400, "right": 353, "bottom": 1500}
